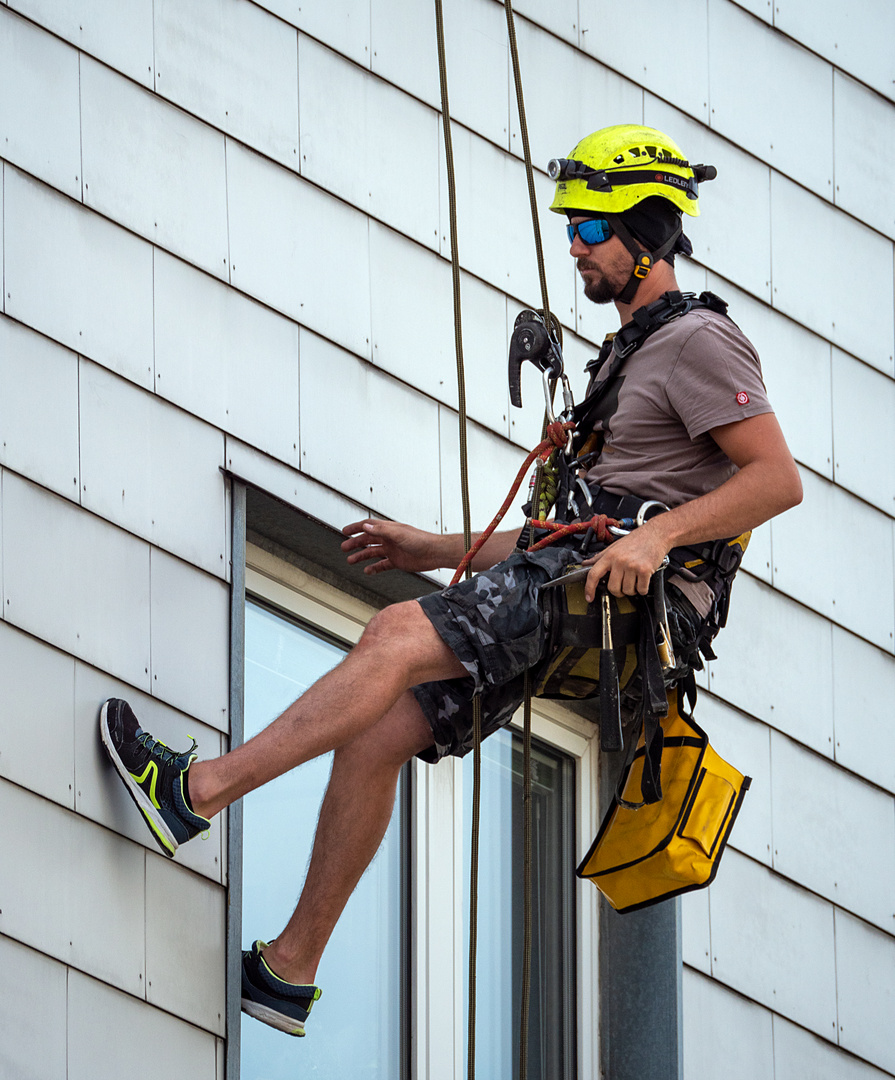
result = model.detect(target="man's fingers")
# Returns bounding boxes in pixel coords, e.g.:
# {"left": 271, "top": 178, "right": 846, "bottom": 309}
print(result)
{"left": 584, "top": 562, "right": 608, "bottom": 604}
{"left": 341, "top": 517, "right": 388, "bottom": 538}
{"left": 345, "top": 544, "right": 386, "bottom": 564}
{"left": 363, "top": 558, "right": 393, "bottom": 575}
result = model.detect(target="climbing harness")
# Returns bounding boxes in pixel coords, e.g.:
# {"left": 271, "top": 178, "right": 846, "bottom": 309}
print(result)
{"left": 451, "top": 287, "right": 750, "bottom": 815}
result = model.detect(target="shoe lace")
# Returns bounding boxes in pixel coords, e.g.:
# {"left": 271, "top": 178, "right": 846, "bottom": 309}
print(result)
{"left": 137, "top": 731, "right": 198, "bottom": 767}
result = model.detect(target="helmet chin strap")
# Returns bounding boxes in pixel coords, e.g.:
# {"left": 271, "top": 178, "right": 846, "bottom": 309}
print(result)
{"left": 605, "top": 214, "right": 682, "bottom": 305}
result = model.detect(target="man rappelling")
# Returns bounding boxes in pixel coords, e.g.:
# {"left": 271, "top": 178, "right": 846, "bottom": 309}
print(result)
{"left": 99, "top": 124, "right": 802, "bottom": 1038}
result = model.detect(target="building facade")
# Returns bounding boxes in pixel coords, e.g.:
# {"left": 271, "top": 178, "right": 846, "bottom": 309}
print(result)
{"left": 0, "top": 1, "right": 893, "bottom": 1078}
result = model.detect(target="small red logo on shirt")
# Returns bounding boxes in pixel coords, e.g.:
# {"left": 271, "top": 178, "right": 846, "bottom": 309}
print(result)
{"left": 736, "top": 391, "right": 750, "bottom": 405}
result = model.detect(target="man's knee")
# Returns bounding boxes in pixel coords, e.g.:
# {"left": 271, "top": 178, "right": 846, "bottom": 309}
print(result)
{"left": 356, "top": 600, "right": 465, "bottom": 684}
{"left": 358, "top": 601, "right": 426, "bottom": 652}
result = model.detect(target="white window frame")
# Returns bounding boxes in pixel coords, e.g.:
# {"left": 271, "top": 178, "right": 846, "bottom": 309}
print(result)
{"left": 245, "top": 541, "right": 602, "bottom": 1079}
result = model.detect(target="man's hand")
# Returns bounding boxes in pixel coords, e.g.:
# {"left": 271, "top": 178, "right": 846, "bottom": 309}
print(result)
{"left": 582, "top": 525, "right": 670, "bottom": 602}
{"left": 341, "top": 519, "right": 447, "bottom": 575}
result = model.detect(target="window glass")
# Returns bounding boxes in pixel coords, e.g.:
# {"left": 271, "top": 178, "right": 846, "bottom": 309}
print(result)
{"left": 463, "top": 728, "right": 577, "bottom": 1079}
{"left": 240, "top": 600, "right": 405, "bottom": 1079}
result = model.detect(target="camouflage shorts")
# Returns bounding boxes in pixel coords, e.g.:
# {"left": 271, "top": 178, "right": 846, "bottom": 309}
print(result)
{"left": 413, "top": 543, "right": 588, "bottom": 762}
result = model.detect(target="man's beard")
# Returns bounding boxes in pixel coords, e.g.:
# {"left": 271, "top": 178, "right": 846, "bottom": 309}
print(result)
{"left": 578, "top": 259, "right": 622, "bottom": 305}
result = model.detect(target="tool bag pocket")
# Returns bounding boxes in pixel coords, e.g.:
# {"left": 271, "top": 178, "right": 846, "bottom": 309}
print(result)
{"left": 576, "top": 686, "right": 750, "bottom": 914}
{"left": 533, "top": 569, "right": 640, "bottom": 700}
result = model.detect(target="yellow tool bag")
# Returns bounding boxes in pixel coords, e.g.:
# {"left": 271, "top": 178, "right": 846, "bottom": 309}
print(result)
{"left": 577, "top": 685, "right": 750, "bottom": 913}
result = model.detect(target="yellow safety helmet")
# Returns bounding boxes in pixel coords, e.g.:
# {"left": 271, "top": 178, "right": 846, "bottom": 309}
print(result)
{"left": 548, "top": 124, "right": 714, "bottom": 218}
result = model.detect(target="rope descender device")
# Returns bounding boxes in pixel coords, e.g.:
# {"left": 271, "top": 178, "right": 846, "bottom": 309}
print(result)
{"left": 508, "top": 308, "right": 575, "bottom": 437}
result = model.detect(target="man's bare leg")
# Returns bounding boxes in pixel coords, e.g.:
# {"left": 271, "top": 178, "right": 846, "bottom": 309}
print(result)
{"left": 260, "top": 690, "right": 432, "bottom": 984}
{"left": 187, "top": 599, "right": 464, "bottom": 822}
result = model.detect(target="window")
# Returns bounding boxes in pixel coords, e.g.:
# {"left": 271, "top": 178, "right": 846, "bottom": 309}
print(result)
{"left": 240, "top": 598, "right": 407, "bottom": 1079}
{"left": 463, "top": 730, "right": 577, "bottom": 1078}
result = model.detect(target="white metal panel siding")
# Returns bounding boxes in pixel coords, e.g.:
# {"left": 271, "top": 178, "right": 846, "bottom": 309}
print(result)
{"left": 0, "top": 621, "right": 75, "bottom": 807}
{"left": 225, "top": 435, "right": 369, "bottom": 535}
{"left": 734, "top": 0, "right": 772, "bottom": 22}
{"left": 832, "top": 625, "right": 895, "bottom": 795}
{"left": 0, "top": 936, "right": 69, "bottom": 1080}
{"left": 513, "top": 0, "right": 578, "bottom": 45}
{"left": 831, "top": 347, "right": 895, "bottom": 516}
{"left": 436, "top": 123, "right": 569, "bottom": 314}
{"left": 438, "top": 409, "right": 536, "bottom": 537}
{"left": 79, "top": 359, "right": 228, "bottom": 577}
{"left": 149, "top": 547, "right": 230, "bottom": 726}
{"left": 2, "top": 472, "right": 152, "bottom": 689}
{"left": 0, "top": 316, "right": 81, "bottom": 500}
{"left": 833, "top": 72, "right": 895, "bottom": 241}
{"left": 439, "top": 0, "right": 510, "bottom": 151}
{"left": 74, "top": 661, "right": 226, "bottom": 882}
{"left": 696, "top": 693, "right": 773, "bottom": 866}
{"left": 645, "top": 99, "right": 773, "bottom": 304}
{"left": 299, "top": 328, "right": 443, "bottom": 528}
{"left": 511, "top": 20, "right": 643, "bottom": 174}
{"left": 835, "top": 908, "right": 895, "bottom": 1073}
{"left": 6, "top": 0, "right": 154, "bottom": 86}
{"left": 80, "top": 57, "right": 230, "bottom": 279}
{"left": 577, "top": 0, "right": 709, "bottom": 123}
{"left": 771, "top": 469, "right": 895, "bottom": 652}
{"left": 255, "top": 0, "right": 371, "bottom": 70}
{"left": 3, "top": 168, "right": 155, "bottom": 389}
{"left": 708, "top": 0, "right": 834, "bottom": 198}
{"left": 770, "top": 730, "right": 895, "bottom": 930}
{"left": 770, "top": 171, "right": 895, "bottom": 377}
{"left": 710, "top": 275, "right": 834, "bottom": 481}
{"left": 154, "top": 0, "right": 299, "bottom": 170}
{"left": 774, "top": 0, "right": 895, "bottom": 105}
{"left": 773, "top": 1013, "right": 895, "bottom": 1080}
{"left": 226, "top": 139, "right": 373, "bottom": 359}
{"left": 0, "top": 9, "right": 81, "bottom": 199}
{"left": 708, "top": 850, "right": 838, "bottom": 1037}
{"left": 680, "top": 884, "right": 711, "bottom": 973}
{"left": 146, "top": 856, "right": 227, "bottom": 1034}
{"left": 739, "top": 519, "right": 772, "bottom": 584}
{"left": 370, "top": 0, "right": 439, "bottom": 107}
{"left": 369, "top": 221, "right": 511, "bottom": 437}
{"left": 682, "top": 969, "right": 775, "bottom": 1080}
{"left": 67, "top": 968, "right": 218, "bottom": 1080}
{"left": 708, "top": 573, "right": 835, "bottom": 757}
{"left": 153, "top": 250, "right": 300, "bottom": 466}
{"left": 299, "top": 36, "right": 440, "bottom": 249}
{"left": 0, "top": 777, "right": 146, "bottom": 995}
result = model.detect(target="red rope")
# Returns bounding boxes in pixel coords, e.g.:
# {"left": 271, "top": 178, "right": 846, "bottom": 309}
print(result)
{"left": 449, "top": 421, "right": 574, "bottom": 586}
{"left": 525, "top": 512, "right": 619, "bottom": 552}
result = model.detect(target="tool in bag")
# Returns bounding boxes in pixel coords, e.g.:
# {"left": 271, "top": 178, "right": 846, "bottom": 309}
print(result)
{"left": 577, "top": 682, "right": 751, "bottom": 913}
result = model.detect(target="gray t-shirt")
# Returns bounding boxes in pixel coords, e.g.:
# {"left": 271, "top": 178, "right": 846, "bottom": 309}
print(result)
{"left": 583, "top": 307, "right": 773, "bottom": 508}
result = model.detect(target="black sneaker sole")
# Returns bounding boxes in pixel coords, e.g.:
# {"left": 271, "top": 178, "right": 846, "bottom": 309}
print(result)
{"left": 99, "top": 701, "right": 179, "bottom": 858}
{"left": 241, "top": 997, "right": 307, "bottom": 1036}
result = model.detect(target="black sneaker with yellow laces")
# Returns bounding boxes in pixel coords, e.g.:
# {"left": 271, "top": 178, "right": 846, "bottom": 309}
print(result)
{"left": 241, "top": 941, "right": 322, "bottom": 1036}
{"left": 99, "top": 698, "right": 210, "bottom": 858}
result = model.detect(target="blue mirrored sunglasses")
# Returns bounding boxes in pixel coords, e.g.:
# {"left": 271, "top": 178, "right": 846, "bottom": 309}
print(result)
{"left": 566, "top": 218, "right": 613, "bottom": 245}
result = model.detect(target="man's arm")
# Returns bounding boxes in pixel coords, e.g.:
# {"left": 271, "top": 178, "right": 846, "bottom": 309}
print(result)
{"left": 341, "top": 519, "right": 520, "bottom": 575}
{"left": 582, "top": 411, "right": 803, "bottom": 601}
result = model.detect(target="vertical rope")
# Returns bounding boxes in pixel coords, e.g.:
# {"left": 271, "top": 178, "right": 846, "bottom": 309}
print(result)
{"left": 503, "top": 0, "right": 551, "bottom": 325}
{"left": 501, "top": 3, "right": 550, "bottom": 1076}
{"left": 432, "top": 4, "right": 482, "bottom": 1078}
